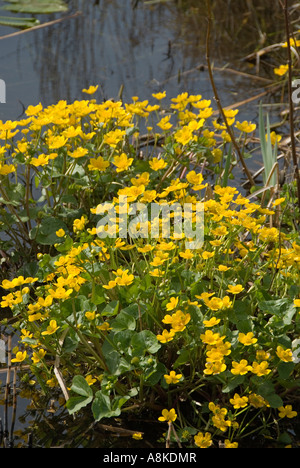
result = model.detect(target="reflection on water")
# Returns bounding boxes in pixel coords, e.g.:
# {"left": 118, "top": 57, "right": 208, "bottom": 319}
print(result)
{"left": 0, "top": 0, "right": 286, "bottom": 119}
{"left": 0, "top": 0, "right": 294, "bottom": 448}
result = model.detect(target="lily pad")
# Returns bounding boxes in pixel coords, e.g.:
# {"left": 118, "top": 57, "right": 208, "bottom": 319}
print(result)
{"left": 1, "top": 0, "right": 68, "bottom": 14}
{"left": 0, "top": 15, "right": 39, "bottom": 29}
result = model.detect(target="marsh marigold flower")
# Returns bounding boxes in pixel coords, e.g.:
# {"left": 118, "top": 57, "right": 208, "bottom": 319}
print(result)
{"left": 194, "top": 432, "right": 213, "bottom": 448}
{"left": 278, "top": 405, "right": 297, "bottom": 419}
{"left": 276, "top": 345, "right": 293, "bottom": 362}
{"left": 149, "top": 157, "right": 167, "bottom": 171}
{"left": 226, "top": 284, "right": 244, "bottom": 295}
{"left": 166, "top": 296, "right": 179, "bottom": 311}
{"left": 274, "top": 64, "right": 288, "bottom": 76}
{"left": 113, "top": 153, "right": 134, "bottom": 172}
{"left": 41, "top": 320, "right": 59, "bottom": 336}
{"left": 156, "top": 329, "right": 175, "bottom": 343}
{"left": 11, "top": 351, "right": 27, "bottom": 363}
{"left": 231, "top": 359, "right": 252, "bottom": 376}
{"left": 164, "top": 370, "right": 182, "bottom": 385}
{"left": 158, "top": 408, "right": 177, "bottom": 423}
{"left": 88, "top": 156, "right": 110, "bottom": 172}
{"left": 251, "top": 361, "right": 271, "bottom": 377}
{"left": 238, "top": 332, "right": 257, "bottom": 346}
{"left": 82, "top": 85, "right": 99, "bottom": 94}
{"left": 229, "top": 393, "right": 248, "bottom": 409}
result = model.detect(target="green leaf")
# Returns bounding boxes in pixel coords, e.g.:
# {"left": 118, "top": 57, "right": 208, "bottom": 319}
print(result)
{"left": 101, "top": 300, "right": 119, "bottom": 316}
{"left": 144, "top": 361, "right": 167, "bottom": 385}
{"left": 110, "top": 311, "right": 136, "bottom": 333}
{"left": 66, "top": 395, "right": 92, "bottom": 415}
{"left": 222, "top": 375, "right": 245, "bottom": 393}
{"left": 70, "top": 375, "right": 93, "bottom": 398}
{"left": 2, "top": 0, "right": 68, "bottom": 14}
{"left": 29, "top": 217, "right": 68, "bottom": 245}
{"left": 92, "top": 392, "right": 121, "bottom": 421}
{"left": 256, "top": 381, "right": 283, "bottom": 408}
{"left": 131, "top": 330, "right": 161, "bottom": 356}
{"left": 0, "top": 15, "right": 39, "bottom": 28}
{"left": 173, "top": 349, "right": 190, "bottom": 369}
{"left": 277, "top": 361, "right": 294, "bottom": 380}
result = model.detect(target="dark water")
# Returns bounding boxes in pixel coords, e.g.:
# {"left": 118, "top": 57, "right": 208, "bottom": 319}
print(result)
{"left": 0, "top": 0, "right": 292, "bottom": 448}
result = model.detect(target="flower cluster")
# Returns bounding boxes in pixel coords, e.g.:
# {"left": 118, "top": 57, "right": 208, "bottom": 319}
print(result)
{"left": 0, "top": 87, "right": 299, "bottom": 449}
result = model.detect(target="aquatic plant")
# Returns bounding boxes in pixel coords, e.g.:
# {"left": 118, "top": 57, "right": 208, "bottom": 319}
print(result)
{"left": 0, "top": 85, "right": 299, "bottom": 448}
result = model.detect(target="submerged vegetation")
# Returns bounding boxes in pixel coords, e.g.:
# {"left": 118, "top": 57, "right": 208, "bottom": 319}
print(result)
{"left": 0, "top": 0, "right": 300, "bottom": 449}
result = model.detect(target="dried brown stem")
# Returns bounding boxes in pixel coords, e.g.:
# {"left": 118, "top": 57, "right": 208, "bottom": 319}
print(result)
{"left": 205, "top": 0, "right": 255, "bottom": 187}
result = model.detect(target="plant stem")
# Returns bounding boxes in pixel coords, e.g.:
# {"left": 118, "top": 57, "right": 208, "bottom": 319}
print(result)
{"left": 282, "top": 0, "right": 300, "bottom": 210}
{"left": 205, "top": 0, "right": 255, "bottom": 188}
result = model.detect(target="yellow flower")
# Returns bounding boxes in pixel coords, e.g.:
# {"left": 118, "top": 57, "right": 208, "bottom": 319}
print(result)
{"left": 0, "top": 163, "right": 16, "bottom": 175}
{"left": 157, "top": 115, "right": 173, "bottom": 131}
{"left": 236, "top": 121, "right": 256, "bottom": 133}
{"left": 164, "top": 370, "right": 182, "bottom": 385}
{"left": 103, "top": 129, "right": 126, "bottom": 148}
{"left": 224, "top": 440, "right": 238, "bottom": 448}
{"left": 97, "top": 321, "right": 112, "bottom": 332}
{"left": 158, "top": 408, "right": 177, "bottom": 423}
{"left": 266, "top": 131, "right": 282, "bottom": 146}
{"left": 200, "top": 330, "right": 223, "bottom": 345}
{"left": 115, "top": 270, "right": 134, "bottom": 286}
{"left": 238, "top": 332, "right": 257, "bottom": 346}
{"left": 162, "top": 310, "right": 190, "bottom": 332}
{"left": 201, "top": 251, "right": 215, "bottom": 260}
{"left": 231, "top": 359, "right": 252, "bottom": 376}
{"left": 186, "top": 170, "right": 207, "bottom": 190}
{"left": 30, "top": 154, "right": 49, "bottom": 167}
{"left": 88, "top": 156, "right": 110, "bottom": 172}
{"left": 294, "top": 299, "right": 300, "bottom": 308}
{"left": 132, "top": 432, "right": 143, "bottom": 440}
{"left": 11, "top": 351, "right": 27, "bottom": 363}
{"left": 282, "top": 38, "right": 300, "bottom": 48}
{"left": 272, "top": 197, "right": 285, "bottom": 206}
{"left": 85, "top": 375, "right": 97, "bottom": 385}
{"left": 229, "top": 393, "right": 248, "bottom": 409}
{"left": 56, "top": 229, "right": 65, "bottom": 238}
{"left": 276, "top": 345, "right": 293, "bottom": 362}
{"left": 41, "top": 320, "right": 60, "bottom": 336}
{"left": 149, "top": 268, "right": 165, "bottom": 277}
{"left": 26, "top": 102, "right": 43, "bottom": 116}
{"left": 152, "top": 91, "right": 166, "bottom": 100}
{"left": 156, "top": 329, "right": 176, "bottom": 343}
{"left": 82, "top": 85, "right": 99, "bottom": 94}
{"left": 194, "top": 432, "right": 213, "bottom": 448}
{"left": 274, "top": 64, "right": 288, "bottom": 76}
{"left": 218, "top": 265, "right": 230, "bottom": 272}
{"left": 73, "top": 216, "right": 87, "bottom": 232}
{"left": 85, "top": 311, "right": 96, "bottom": 320}
{"left": 47, "top": 134, "right": 68, "bottom": 149}
{"left": 32, "top": 349, "right": 47, "bottom": 364}
{"left": 113, "top": 153, "right": 134, "bottom": 172}
{"left": 149, "top": 157, "right": 167, "bottom": 171}
{"left": 70, "top": 147, "right": 88, "bottom": 159}
{"left": 174, "top": 126, "right": 194, "bottom": 146}
{"left": 278, "top": 405, "right": 297, "bottom": 419}
{"left": 203, "top": 317, "right": 220, "bottom": 327}
{"left": 251, "top": 361, "right": 271, "bottom": 377}
{"left": 226, "top": 284, "right": 244, "bottom": 295}
{"left": 166, "top": 297, "right": 179, "bottom": 311}
{"left": 103, "top": 280, "right": 117, "bottom": 290}
{"left": 48, "top": 287, "right": 73, "bottom": 300}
